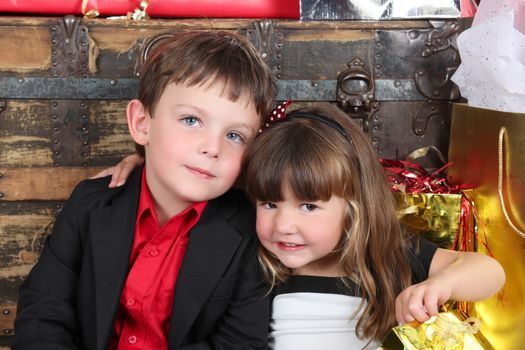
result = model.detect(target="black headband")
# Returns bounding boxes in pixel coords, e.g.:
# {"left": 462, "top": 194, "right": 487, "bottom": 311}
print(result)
{"left": 285, "top": 111, "right": 351, "bottom": 142}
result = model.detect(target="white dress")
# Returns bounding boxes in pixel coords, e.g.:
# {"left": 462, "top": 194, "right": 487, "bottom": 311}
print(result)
{"left": 269, "top": 288, "right": 380, "bottom": 350}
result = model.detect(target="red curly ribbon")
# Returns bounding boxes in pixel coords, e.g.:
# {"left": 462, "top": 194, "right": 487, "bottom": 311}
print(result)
{"left": 381, "top": 158, "right": 492, "bottom": 256}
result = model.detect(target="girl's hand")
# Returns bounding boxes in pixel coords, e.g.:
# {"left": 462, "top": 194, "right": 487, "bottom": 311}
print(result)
{"left": 395, "top": 278, "right": 451, "bottom": 324}
{"left": 90, "top": 153, "right": 144, "bottom": 188}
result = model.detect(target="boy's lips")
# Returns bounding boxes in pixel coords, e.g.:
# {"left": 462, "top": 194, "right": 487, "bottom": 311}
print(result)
{"left": 276, "top": 241, "right": 306, "bottom": 252}
{"left": 186, "top": 165, "right": 215, "bottom": 179}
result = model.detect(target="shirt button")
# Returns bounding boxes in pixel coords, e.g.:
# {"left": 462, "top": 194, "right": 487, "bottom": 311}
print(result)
{"left": 126, "top": 297, "right": 135, "bottom": 306}
{"left": 149, "top": 248, "right": 159, "bottom": 256}
{"left": 127, "top": 335, "right": 137, "bottom": 344}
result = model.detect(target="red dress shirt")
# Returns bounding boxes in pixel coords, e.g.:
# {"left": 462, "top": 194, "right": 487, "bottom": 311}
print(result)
{"left": 112, "top": 168, "right": 207, "bottom": 349}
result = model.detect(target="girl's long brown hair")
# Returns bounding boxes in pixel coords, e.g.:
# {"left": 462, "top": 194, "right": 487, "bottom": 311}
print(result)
{"left": 242, "top": 103, "right": 412, "bottom": 341}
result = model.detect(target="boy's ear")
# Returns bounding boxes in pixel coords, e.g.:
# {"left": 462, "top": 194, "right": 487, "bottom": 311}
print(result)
{"left": 127, "top": 99, "right": 149, "bottom": 146}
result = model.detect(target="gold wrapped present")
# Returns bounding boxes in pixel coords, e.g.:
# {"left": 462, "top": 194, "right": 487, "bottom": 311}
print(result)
{"left": 395, "top": 193, "right": 462, "bottom": 249}
{"left": 379, "top": 310, "right": 494, "bottom": 350}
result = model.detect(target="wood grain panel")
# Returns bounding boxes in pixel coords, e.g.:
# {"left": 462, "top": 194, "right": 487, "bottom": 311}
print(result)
{"left": 0, "top": 167, "right": 106, "bottom": 201}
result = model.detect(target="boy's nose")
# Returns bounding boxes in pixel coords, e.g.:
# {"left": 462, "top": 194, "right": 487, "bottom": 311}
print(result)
{"left": 198, "top": 135, "right": 221, "bottom": 158}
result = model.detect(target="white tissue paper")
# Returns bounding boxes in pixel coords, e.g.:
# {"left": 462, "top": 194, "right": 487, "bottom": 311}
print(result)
{"left": 451, "top": 0, "right": 525, "bottom": 113}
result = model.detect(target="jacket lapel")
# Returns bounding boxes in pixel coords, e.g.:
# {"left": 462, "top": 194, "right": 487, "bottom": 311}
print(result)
{"left": 90, "top": 168, "right": 142, "bottom": 350}
{"left": 168, "top": 193, "right": 242, "bottom": 347}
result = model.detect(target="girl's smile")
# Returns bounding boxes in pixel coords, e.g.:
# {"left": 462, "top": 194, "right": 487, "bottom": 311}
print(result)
{"left": 255, "top": 186, "right": 347, "bottom": 276}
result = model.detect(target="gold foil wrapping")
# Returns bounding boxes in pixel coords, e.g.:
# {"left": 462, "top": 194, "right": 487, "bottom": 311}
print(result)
{"left": 395, "top": 193, "right": 462, "bottom": 249}
{"left": 379, "top": 310, "right": 494, "bottom": 350}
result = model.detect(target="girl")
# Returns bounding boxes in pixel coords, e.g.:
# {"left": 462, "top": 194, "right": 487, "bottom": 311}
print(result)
{"left": 98, "top": 103, "right": 505, "bottom": 349}
{"left": 240, "top": 103, "right": 505, "bottom": 349}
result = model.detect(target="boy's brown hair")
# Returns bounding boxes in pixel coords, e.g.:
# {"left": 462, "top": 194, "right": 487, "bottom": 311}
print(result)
{"left": 136, "top": 30, "right": 276, "bottom": 156}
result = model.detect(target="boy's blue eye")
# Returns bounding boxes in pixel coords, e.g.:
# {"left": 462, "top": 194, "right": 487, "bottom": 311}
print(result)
{"left": 226, "top": 132, "right": 244, "bottom": 143}
{"left": 182, "top": 116, "right": 199, "bottom": 126}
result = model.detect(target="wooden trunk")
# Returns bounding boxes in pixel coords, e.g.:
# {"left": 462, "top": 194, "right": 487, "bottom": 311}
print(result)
{"left": 0, "top": 15, "right": 469, "bottom": 347}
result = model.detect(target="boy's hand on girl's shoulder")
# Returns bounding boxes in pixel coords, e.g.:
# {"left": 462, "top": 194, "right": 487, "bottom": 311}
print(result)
{"left": 90, "top": 153, "right": 144, "bottom": 188}
{"left": 395, "top": 278, "right": 452, "bottom": 324}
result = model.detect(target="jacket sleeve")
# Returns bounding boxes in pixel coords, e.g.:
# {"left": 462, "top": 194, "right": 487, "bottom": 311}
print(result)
{"left": 12, "top": 182, "right": 89, "bottom": 350}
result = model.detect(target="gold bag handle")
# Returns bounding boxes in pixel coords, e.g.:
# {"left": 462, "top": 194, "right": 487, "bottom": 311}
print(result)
{"left": 498, "top": 127, "right": 525, "bottom": 238}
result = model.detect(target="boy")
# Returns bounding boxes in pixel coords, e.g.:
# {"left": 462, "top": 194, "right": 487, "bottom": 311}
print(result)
{"left": 13, "top": 31, "right": 276, "bottom": 350}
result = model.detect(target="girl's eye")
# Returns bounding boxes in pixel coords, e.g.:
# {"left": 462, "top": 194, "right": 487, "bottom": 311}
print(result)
{"left": 261, "top": 202, "right": 277, "bottom": 209}
{"left": 181, "top": 116, "right": 200, "bottom": 126}
{"left": 301, "top": 203, "right": 317, "bottom": 212}
{"left": 226, "top": 132, "right": 245, "bottom": 144}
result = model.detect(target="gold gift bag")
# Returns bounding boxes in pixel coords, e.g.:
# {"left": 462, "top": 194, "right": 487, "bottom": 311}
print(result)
{"left": 448, "top": 103, "right": 525, "bottom": 349}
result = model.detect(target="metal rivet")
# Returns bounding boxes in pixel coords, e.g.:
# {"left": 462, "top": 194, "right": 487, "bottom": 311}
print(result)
{"left": 81, "top": 102, "right": 86, "bottom": 107}
{"left": 54, "top": 163, "right": 59, "bottom": 167}
{"left": 418, "top": 71, "right": 424, "bottom": 76}
{"left": 82, "top": 64, "right": 86, "bottom": 68}
{"left": 276, "top": 74, "right": 281, "bottom": 79}
{"left": 433, "top": 90, "right": 440, "bottom": 96}
{"left": 81, "top": 127, "right": 87, "bottom": 131}
{"left": 54, "top": 151, "right": 60, "bottom": 156}
{"left": 367, "top": 94, "right": 373, "bottom": 99}
{"left": 0, "top": 192, "right": 4, "bottom": 198}
{"left": 3, "top": 329, "right": 11, "bottom": 335}
{"left": 53, "top": 127, "right": 59, "bottom": 132}
{"left": 53, "top": 140, "right": 59, "bottom": 144}
{"left": 18, "top": 78, "right": 24, "bottom": 83}
{"left": 52, "top": 102, "right": 58, "bottom": 107}
{"left": 261, "top": 52, "right": 268, "bottom": 58}
{"left": 52, "top": 114, "right": 58, "bottom": 119}
{"left": 372, "top": 102, "right": 379, "bottom": 108}
{"left": 110, "top": 79, "right": 117, "bottom": 85}
{"left": 52, "top": 39, "right": 57, "bottom": 44}
{"left": 83, "top": 141, "right": 88, "bottom": 145}
{"left": 82, "top": 114, "right": 87, "bottom": 119}
{"left": 3, "top": 309, "right": 9, "bottom": 315}
{"left": 82, "top": 162, "right": 88, "bottom": 167}
{"left": 82, "top": 152, "right": 88, "bottom": 157}
{"left": 277, "top": 43, "right": 282, "bottom": 48}
{"left": 277, "top": 54, "right": 281, "bottom": 59}
{"left": 417, "top": 128, "right": 423, "bottom": 133}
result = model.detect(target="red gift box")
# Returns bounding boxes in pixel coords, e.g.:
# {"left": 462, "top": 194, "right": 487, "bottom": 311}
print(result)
{"left": 0, "top": 0, "right": 300, "bottom": 19}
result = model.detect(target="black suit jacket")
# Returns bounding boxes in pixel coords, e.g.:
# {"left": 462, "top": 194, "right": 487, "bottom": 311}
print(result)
{"left": 13, "top": 167, "right": 269, "bottom": 350}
